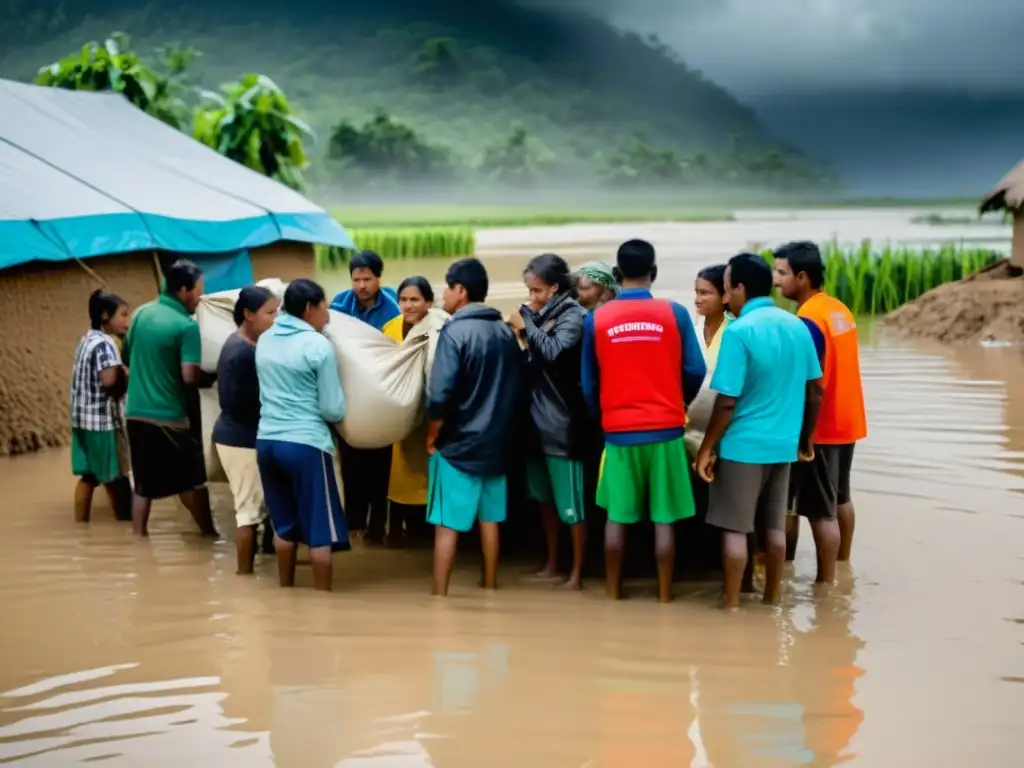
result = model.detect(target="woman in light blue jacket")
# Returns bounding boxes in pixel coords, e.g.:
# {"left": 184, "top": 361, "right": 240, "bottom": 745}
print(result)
{"left": 256, "top": 278, "right": 348, "bottom": 591}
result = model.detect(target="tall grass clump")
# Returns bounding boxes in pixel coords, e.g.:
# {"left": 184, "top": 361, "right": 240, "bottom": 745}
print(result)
{"left": 761, "top": 241, "right": 1002, "bottom": 316}
{"left": 317, "top": 227, "right": 476, "bottom": 270}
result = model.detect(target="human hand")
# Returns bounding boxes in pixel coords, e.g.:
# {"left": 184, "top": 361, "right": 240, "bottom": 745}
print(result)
{"left": 506, "top": 310, "right": 525, "bottom": 331}
{"left": 426, "top": 436, "right": 436, "bottom": 456}
{"left": 798, "top": 444, "right": 815, "bottom": 462}
{"left": 695, "top": 447, "right": 716, "bottom": 483}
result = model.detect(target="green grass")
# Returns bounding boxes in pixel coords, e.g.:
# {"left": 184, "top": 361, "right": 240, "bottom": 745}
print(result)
{"left": 762, "top": 242, "right": 1002, "bottom": 316}
{"left": 331, "top": 205, "right": 735, "bottom": 230}
{"left": 317, "top": 226, "right": 475, "bottom": 268}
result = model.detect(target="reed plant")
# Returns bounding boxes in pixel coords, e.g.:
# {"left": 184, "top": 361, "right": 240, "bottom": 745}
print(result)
{"left": 317, "top": 226, "right": 476, "bottom": 269}
{"left": 761, "top": 241, "right": 1001, "bottom": 316}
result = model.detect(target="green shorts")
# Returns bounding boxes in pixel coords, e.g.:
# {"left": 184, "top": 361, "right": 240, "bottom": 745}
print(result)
{"left": 426, "top": 453, "right": 507, "bottom": 533}
{"left": 596, "top": 436, "right": 695, "bottom": 525}
{"left": 526, "top": 455, "right": 585, "bottom": 524}
{"left": 71, "top": 428, "right": 124, "bottom": 486}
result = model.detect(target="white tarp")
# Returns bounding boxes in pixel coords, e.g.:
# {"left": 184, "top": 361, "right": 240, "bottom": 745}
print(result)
{"left": 196, "top": 284, "right": 448, "bottom": 461}
{"left": 0, "top": 78, "right": 354, "bottom": 268}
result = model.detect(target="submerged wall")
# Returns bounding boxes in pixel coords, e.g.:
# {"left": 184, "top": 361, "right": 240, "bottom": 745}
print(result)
{"left": 0, "top": 243, "right": 316, "bottom": 457}
{"left": 0, "top": 253, "right": 159, "bottom": 456}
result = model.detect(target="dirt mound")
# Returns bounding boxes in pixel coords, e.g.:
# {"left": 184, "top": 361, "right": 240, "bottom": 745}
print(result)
{"left": 880, "top": 260, "right": 1024, "bottom": 344}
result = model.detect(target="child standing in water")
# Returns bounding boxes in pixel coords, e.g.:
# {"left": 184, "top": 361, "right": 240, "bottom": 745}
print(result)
{"left": 70, "top": 290, "right": 133, "bottom": 523}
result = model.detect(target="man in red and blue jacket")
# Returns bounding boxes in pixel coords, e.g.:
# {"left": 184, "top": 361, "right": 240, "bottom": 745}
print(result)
{"left": 581, "top": 239, "right": 706, "bottom": 602}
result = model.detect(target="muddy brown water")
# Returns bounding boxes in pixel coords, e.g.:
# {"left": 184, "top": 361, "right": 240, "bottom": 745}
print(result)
{"left": 1, "top": 212, "right": 1022, "bottom": 766}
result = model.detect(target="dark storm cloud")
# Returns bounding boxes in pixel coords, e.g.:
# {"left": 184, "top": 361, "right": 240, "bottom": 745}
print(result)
{"left": 513, "top": 0, "right": 1024, "bottom": 95}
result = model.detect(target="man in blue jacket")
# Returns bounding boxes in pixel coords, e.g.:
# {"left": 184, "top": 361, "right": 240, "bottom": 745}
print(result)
{"left": 426, "top": 258, "right": 523, "bottom": 596}
{"left": 329, "top": 250, "right": 401, "bottom": 544}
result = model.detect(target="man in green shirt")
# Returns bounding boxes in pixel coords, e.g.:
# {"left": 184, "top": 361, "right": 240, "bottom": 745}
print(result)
{"left": 124, "top": 259, "right": 217, "bottom": 537}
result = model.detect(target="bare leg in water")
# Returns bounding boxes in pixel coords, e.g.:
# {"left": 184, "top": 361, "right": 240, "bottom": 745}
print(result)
{"left": 309, "top": 546, "right": 333, "bottom": 591}
{"left": 133, "top": 488, "right": 217, "bottom": 537}
{"left": 810, "top": 518, "right": 840, "bottom": 585}
{"left": 274, "top": 535, "right": 297, "bottom": 587}
{"left": 721, "top": 530, "right": 748, "bottom": 610}
{"left": 604, "top": 521, "right": 626, "bottom": 599}
{"left": 132, "top": 494, "right": 152, "bottom": 537}
{"left": 236, "top": 525, "right": 256, "bottom": 574}
{"left": 785, "top": 514, "right": 800, "bottom": 561}
{"left": 741, "top": 532, "right": 757, "bottom": 593}
{"left": 565, "top": 522, "right": 586, "bottom": 590}
{"left": 837, "top": 501, "right": 855, "bottom": 561}
{"left": 74, "top": 479, "right": 96, "bottom": 523}
{"left": 762, "top": 529, "right": 786, "bottom": 604}
{"left": 479, "top": 521, "right": 500, "bottom": 590}
{"left": 654, "top": 523, "right": 675, "bottom": 603}
{"left": 536, "top": 504, "right": 560, "bottom": 577}
{"left": 432, "top": 526, "right": 459, "bottom": 596}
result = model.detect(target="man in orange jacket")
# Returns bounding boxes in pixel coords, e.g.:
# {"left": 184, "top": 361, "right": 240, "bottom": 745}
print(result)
{"left": 772, "top": 241, "right": 867, "bottom": 582}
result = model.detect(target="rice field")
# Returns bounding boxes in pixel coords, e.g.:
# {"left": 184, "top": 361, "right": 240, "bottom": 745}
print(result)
{"left": 762, "top": 242, "right": 1002, "bottom": 316}
{"left": 317, "top": 227, "right": 475, "bottom": 269}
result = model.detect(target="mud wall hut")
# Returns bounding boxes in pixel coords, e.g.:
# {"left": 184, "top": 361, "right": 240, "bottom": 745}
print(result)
{"left": 0, "top": 79, "right": 354, "bottom": 456}
{"left": 979, "top": 158, "right": 1024, "bottom": 268}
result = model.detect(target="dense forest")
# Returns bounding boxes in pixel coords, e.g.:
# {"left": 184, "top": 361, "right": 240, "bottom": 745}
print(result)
{"left": 0, "top": 0, "right": 841, "bottom": 196}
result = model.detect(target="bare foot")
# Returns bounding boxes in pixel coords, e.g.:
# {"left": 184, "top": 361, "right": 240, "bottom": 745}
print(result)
{"left": 562, "top": 577, "right": 583, "bottom": 591}
{"left": 533, "top": 564, "right": 559, "bottom": 579}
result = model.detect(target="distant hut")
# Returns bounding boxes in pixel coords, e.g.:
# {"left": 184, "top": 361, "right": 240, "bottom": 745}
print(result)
{"left": 979, "top": 158, "right": 1024, "bottom": 270}
{"left": 0, "top": 79, "right": 354, "bottom": 455}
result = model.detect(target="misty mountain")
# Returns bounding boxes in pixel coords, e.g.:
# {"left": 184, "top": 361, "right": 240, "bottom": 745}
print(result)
{"left": 0, "top": 0, "right": 836, "bottom": 193}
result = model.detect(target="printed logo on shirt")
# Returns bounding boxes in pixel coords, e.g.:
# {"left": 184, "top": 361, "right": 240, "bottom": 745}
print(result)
{"left": 606, "top": 322, "right": 665, "bottom": 343}
{"left": 829, "top": 311, "right": 855, "bottom": 335}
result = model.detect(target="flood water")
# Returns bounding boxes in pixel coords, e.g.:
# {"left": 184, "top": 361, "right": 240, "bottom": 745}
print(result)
{"left": 2, "top": 210, "right": 1022, "bottom": 766}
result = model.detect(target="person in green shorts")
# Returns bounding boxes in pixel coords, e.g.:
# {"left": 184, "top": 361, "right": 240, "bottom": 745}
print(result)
{"left": 426, "top": 258, "right": 524, "bottom": 596}
{"left": 581, "top": 240, "right": 707, "bottom": 601}
{"left": 508, "top": 253, "right": 590, "bottom": 589}
{"left": 70, "top": 290, "right": 133, "bottom": 523}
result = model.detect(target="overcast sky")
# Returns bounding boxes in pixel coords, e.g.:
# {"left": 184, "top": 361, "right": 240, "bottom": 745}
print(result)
{"left": 519, "top": 0, "right": 1024, "bottom": 96}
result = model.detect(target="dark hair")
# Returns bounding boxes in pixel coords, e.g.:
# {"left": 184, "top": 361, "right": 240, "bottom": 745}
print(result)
{"left": 696, "top": 264, "right": 727, "bottom": 296}
{"left": 524, "top": 252, "right": 572, "bottom": 294}
{"left": 616, "top": 239, "right": 656, "bottom": 279}
{"left": 445, "top": 258, "right": 489, "bottom": 303}
{"left": 727, "top": 252, "right": 773, "bottom": 299}
{"left": 397, "top": 275, "right": 434, "bottom": 303}
{"left": 349, "top": 249, "right": 384, "bottom": 277}
{"left": 283, "top": 278, "right": 327, "bottom": 318}
{"left": 164, "top": 259, "right": 203, "bottom": 295}
{"left": 233, "top": 285, "right": 276, "bottom": 327}
{"left": 88, "top": 289, "right": 127, "bottom": 330}
{"left": 773, "top": 241, "right": 825, "bottom": 290}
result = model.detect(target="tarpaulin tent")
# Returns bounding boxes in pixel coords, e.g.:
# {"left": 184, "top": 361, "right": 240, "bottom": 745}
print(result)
{"left": 0, "top": 78, "right": 354, "bottom": 455}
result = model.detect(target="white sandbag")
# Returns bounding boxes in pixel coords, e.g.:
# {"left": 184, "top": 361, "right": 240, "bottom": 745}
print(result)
{"left": 196, "top": 279, "right": 287, "bottom": 373}
{"left": 326, "top": 307, "right": 449, "bottom": 449}
{"left": 199, "top": 387, "right": 227, "bottom": 484}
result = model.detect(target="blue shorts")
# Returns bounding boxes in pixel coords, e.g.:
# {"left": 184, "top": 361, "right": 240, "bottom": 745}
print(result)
{"left": 426, "top": 453, "right": 507, "bottom": 533}
{"left": 256, "top": 439, "right": 350, "bottom": 551}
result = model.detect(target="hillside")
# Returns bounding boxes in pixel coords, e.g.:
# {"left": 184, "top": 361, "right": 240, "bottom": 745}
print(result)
{"left": 0, "top": 0, "right": 839, "bottom": 195}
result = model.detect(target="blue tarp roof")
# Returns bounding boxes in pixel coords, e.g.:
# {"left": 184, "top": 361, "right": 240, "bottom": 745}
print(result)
{"left": 0, "top": 78, "right": 354, "bottom": 270}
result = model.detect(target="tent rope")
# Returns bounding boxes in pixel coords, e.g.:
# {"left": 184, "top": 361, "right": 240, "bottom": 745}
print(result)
{"left": 75, "top": 258, "right": 107, "bottom": 287}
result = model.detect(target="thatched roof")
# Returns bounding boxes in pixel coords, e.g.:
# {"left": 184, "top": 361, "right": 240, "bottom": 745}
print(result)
{"left": 979, "top": 158, "right": 1024, "bottom": 213}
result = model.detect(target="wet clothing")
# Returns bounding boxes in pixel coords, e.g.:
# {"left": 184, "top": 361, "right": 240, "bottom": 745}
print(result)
{"left": 427, "top": 304, "right": 524, "bottom": 477}
{"left": 596, "top": 437, "right": 696, "bottom": 525}
{"left": 426, "top": 452, "right": 507, "bottom": 533}
{"left": 70, "top": 329, "right": 124, "bottom": 431}
{"left": 217, "top": 444, "right": 266, "bottom": 527}
{"left": 521, "top": 292, "right": 590, "bottom": 458}
{"left": 255, "top": 312, "right": 346, "bottom": 456}
{"left": 212, "top": 333, "right": 260, "bottom": 449}
{"left": 788, "top": 442, "right": 856, "bottom": 519}
{"left": 382, "top": 316, "right": 428, "bottom": 506}
{"left": 710, "top": 297, "right": 822, "bottom": 465}
{"left": 71, "top": 428, "right": 126, "bottom": 485}
{"left": 706, "top": 459, "right": 790, "bottom": 534}
{"left": 526, "top": 455, "right": 586, "bottom": 524}
{"left": 837, "top": 442, "right": 855, "bottom": 504}
{"left": 124, "top": 294, "right": 202, "bottom": 425}
{"left": 329, "top": 286, "right": 400, "bottom": 331}
{"left": 582, "top": 288, "right": 705, "bottom": 447}
{"left": 127, "top": 419, "right": 206, "bottom": 499}
{"left": 257, "top": 439, "right": 349, "bottom": 550}
{"left": 798, "top": 293, "right": 867, "bottom": 444}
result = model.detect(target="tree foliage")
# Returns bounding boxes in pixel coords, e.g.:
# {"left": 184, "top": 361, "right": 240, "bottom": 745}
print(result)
{"left": 479, "top": 126, "right": 555, "bottom": 187}
{"left": 193, "top": 74, "right": 312, "bottom": 190}
{"left": 327, "top": 110, "right": 452, "bottom": 182}
{"left": 33, "top": 32, "right": 195, "bottom": 128}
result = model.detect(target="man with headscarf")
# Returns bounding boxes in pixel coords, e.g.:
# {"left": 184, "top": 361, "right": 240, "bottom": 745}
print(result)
{"left": 573, "top": 261, "right": 618, "bottom": 311}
